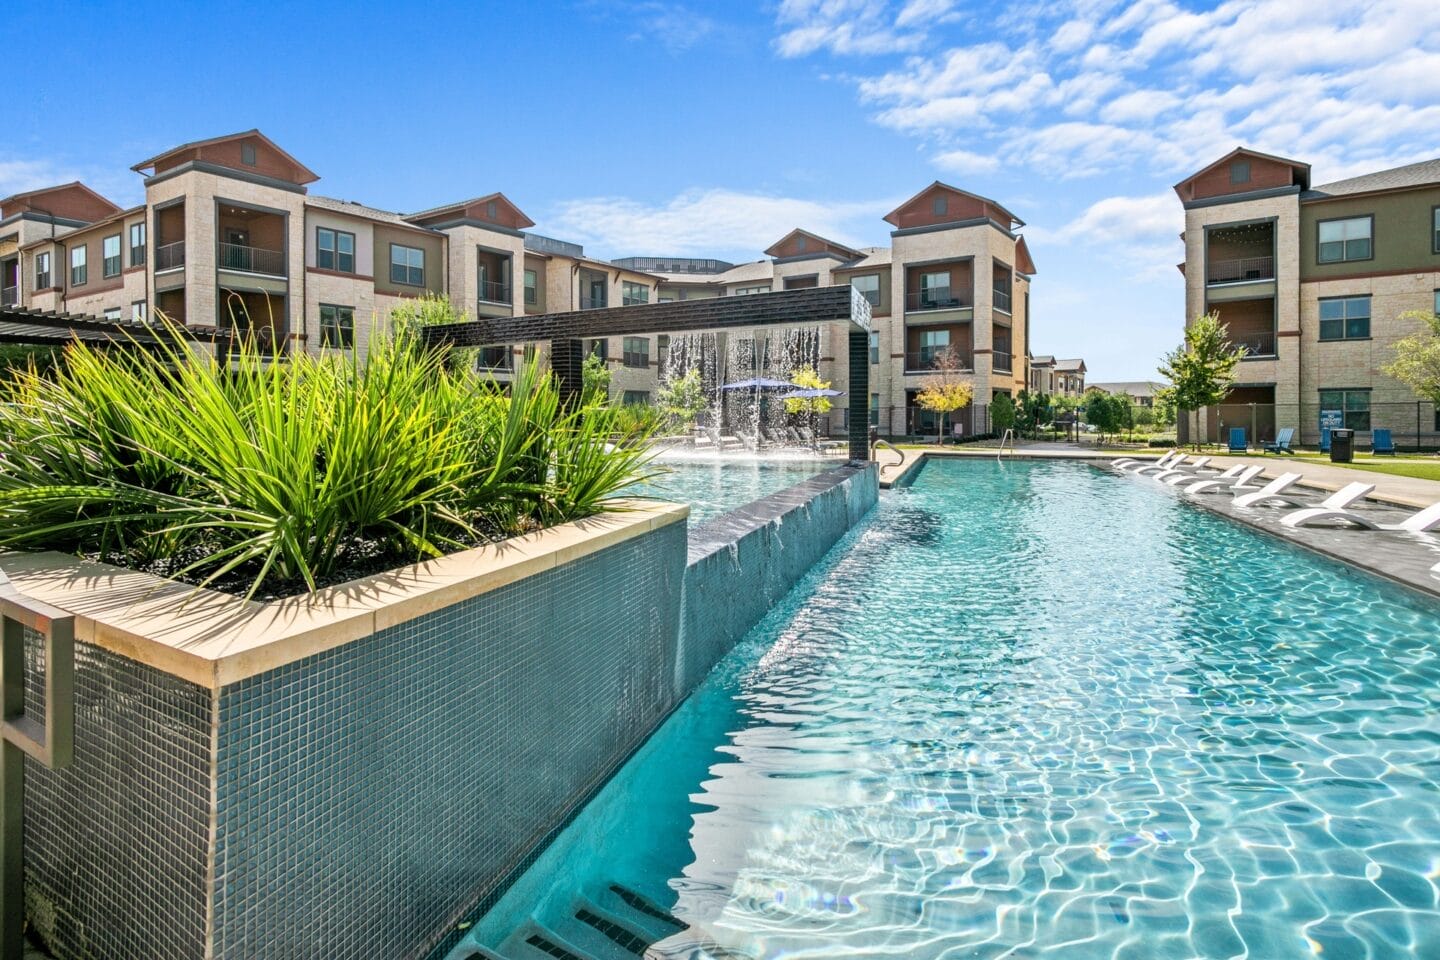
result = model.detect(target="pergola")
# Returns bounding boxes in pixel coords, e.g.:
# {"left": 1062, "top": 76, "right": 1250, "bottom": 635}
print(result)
{"left": 0, "top": 304, "right": 236, "bottom": 350}
{"left": 419, "top": 285, "right": 875, "bottom": 461}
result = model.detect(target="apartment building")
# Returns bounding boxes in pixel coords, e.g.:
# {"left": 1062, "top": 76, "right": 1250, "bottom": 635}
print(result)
{"left": 1091, "top": 381, "right": 1163, "bottom": 407}
{"left": 1177, "top": 148, "right": 1440, "bottom": 446}
{"left": 1029, "top": 355, "right": 1087, "bottom": 397}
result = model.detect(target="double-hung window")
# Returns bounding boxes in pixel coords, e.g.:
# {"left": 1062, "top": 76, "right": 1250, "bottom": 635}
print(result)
{"left": 623, "top": 336, "right": 649, "bottom": 368}
{"left": 918, "top": 328, "right": 950, "bottom": 365}
{"left": 319, "top": 304, "right": 355, "bottom": 349}
{"left": 868, "top": 331, "right": 879, "bottom": 365}
{"left": 389, "top": 244, "right": 424, "bottom": 286}
{"left": 318, "top": 228, "right": 356, "bottom": 273}
{"left": 129, "top": 222, "right": 146, "bottom": 267}
{"left": 35, "top": 251, "right": 51, "bottom": 289}
{"left": 102, "top": 235, "right": 122, "bottom": 279}
{"left": 1319, "top": 388, "right": 1371, "bottom": 431}
{"left": 1317, "top": 216, "right": 1372, "bottom": 263}
{"left": 524, "top": 269, "right": 538, "bottom": 305}
{"left": 919, "top": 271, "right": 950, "bottom": 308}
{"left": 1319, "top": 295, "right": 1370, "bottom": 340}
{"left": 1433, "top": 207, "right": 1440, "bottom": 254}
{"left": 851, "top": 274, "right": 880, "bottom": 307}
{"left": 70, "top": 246, "right": 87, "bottom": 286}
{"left": 622, "top": 281, "right": 648, "bottom": 306}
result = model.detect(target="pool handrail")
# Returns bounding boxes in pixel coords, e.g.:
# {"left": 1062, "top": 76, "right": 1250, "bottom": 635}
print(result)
{"left": 872, "top": 439, "right": 905, "bottom": 480}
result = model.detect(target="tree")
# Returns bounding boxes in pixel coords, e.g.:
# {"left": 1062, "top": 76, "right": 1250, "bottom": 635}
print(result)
{"left": 1152, "top": 386, "right": 1177, "bottom": 428}
{"left": 581, "top": 351, "right": 611, "bottom": 407}
{"left": 1017, "top": 389, "right": 1051, "bottom": 438}
{"left": 1158, "top": 313, "right": 1246, "bottom": 447}
{"left": 991, "top": 392, "right": 1016, "bottom": 434}
{"left": 915, "top": 348, "right": 975, "bottom": 442}
{"left": 1382, "top": 309, "right": 1440, "bottom": 409}
{"left": 1082, "top": 389, "right": 1125, "bottom": 441}
{"left": 656, "top": 367, "right": 709, "bottom": 432}
{"left": 782, "top": 366, "right": 834, "bottom": 416}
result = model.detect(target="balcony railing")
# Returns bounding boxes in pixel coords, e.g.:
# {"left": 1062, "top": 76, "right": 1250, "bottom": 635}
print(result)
{"left": 993, "top": 288, "right": 1012, "bottom": 313}
{"left": 905, "top": 348, "right": 974, "bottom": 373}
{"left": 1231, "top": 330, "right": 1277, "bottom": 357}
{"left": 906, "top": 287, "right": 973, "bottom": 312}
{"left": 219, "top": 242, "right": 285, "bottom": 277}
{"left": 156, "top": 240, "right": 185, "bottom": 272}
{"left": 478, "top": 280, "right": 511, "bottom": 304}
{"left": 476, "top": 347, "right": 513, "bottom": 371}
{"left": 993, "top": 349, "right": 1012, "bottom": 372}
{"left": 0, "top": 286, "right": 16, "bottom": 306}
{"left": 580, "top": 296, "right": 607, "bottom": 310}
{"left": 622, "top": 296, "right": 649, "bottom": 306}
{"left": 1207, "top": 256, "right": 1274, "bottom": 284}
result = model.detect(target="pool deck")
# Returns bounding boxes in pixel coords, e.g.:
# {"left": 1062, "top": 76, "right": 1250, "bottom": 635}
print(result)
{"left": 876, "top": 444, "right": 1440, "bottom": 600}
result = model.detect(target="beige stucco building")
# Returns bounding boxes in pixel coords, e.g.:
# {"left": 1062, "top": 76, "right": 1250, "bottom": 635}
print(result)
{"left": 1176, "top": 148, "right": 1440, "bottom": 447}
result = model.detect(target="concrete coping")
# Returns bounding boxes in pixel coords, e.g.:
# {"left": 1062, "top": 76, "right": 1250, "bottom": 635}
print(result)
{"left": 0, "top": 500, "right": 689, "bottom": 690}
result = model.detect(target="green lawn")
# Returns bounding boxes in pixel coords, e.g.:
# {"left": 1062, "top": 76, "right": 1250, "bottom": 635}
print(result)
{"left": 1291, "top": 458, "right": 1440, "bottom": 482}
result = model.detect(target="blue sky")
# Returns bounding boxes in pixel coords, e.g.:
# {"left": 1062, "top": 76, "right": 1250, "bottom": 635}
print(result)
{"left": 6, "top": 1, "right": 1438, "bottom": 380}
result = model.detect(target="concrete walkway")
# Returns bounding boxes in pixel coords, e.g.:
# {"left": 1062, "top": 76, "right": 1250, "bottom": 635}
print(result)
{"left": 876, "top": 443, "right": 1440, "bottom": 508}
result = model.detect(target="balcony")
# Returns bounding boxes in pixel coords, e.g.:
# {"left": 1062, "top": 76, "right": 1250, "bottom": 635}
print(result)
{"left": 906, "top": 287, "right": 973, "bottom": 313}
{"left": 1208, "top": 256, "right": 1274, "bottom": 285}
{"left": 993, "top": 350, "right": 1012, "bottom": 372}
{"left": 478, "top": 280, "right": 511, "bottom": 305}
{"left": 1, "top": 286, "right": 16, "bottom": 306}
{"left": 993, "top": 288, "right": 1012, "bottom": 313}
{"left": 1231, "top": 330, "right": 1277, "bottom": 357}
{"left": 476, "top": 346, "right": 512, "bottom": 371}
{"left": 580, "top": 296, "right": 607, "bottom": 310}
{"left": 622, "top": 296, "right": 648, "bottom": 306}
{"left": 156, "top": 241, "right": 186, "bottom": 272}
{"left": 905, "top": 348, "right": 974, "bottom": 374}
{"left": 219, "top": 242, "right": 284, "bottom": 277}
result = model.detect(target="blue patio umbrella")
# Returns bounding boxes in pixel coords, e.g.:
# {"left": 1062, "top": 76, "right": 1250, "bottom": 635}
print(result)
{"left": 778, "top": 388, "right": 845, "bottom": 400}
{"left": 720, "top": 377, "right": 799, "bottom": 390}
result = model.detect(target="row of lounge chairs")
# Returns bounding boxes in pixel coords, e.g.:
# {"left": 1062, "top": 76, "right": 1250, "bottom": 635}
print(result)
{"left": 1115, "top": 451, "right": 1440, "bottom": 533}
{"left": 1227, "top": 427, "right": 1398, "bottom": 455}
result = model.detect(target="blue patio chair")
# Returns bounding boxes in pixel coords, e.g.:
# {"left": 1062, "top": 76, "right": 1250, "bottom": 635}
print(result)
{"left": 1320, "top": 428, "right": 1331, "bottom": 453}
{"left": 1372, "top": 428, "right": 1396, "bottom": 455}
{"left": 1262, "top": 427, "right": 1295, "bottom": 454}
{"left": 1227, "top": 427, "right": 1247, "bottom": 453}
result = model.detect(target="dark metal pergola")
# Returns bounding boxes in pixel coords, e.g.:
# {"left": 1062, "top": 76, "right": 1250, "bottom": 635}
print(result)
{"left": 419, "top": 285, "right": 875, "bottom": 461}
{"left": 0, "top": 305, "right": 236, "bottom": 350}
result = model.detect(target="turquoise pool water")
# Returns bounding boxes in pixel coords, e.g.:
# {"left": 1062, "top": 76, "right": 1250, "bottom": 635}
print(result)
{"left": 465, "top": 458, "right": 1440, "bottom": 959}
{"left": 625, "top": 457, "right": 834, "bottom": 524}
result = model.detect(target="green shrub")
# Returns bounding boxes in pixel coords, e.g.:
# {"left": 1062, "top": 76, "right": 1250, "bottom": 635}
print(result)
{"left": 0, "top": 320, "right": 656, "bottom": 598}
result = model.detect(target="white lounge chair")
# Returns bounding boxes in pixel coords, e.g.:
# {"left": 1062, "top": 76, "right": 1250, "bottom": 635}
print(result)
{"left": 1232, "top": 472, "right": 1306, "bottom": 508}
{"left": 1153, "top": 456, "right": 1211, "bottom": 481}
{"left": 1282, "top": 497, "right": 1440, "bottom": 532}
{"left": 1119, "top": 451, "right": 1180, "bottom": 472}
{"left": 1114, "top": 448, "right": 1174, "bottom": 468}
{"left": 1134, "top": 454, "right": 1188, "bottom": 476}
{"left": 1166, "top": 463, "right": 1242, "bottom": 486}
{"left": 1184, "top": 465, "right": 1264, "bottom": 494}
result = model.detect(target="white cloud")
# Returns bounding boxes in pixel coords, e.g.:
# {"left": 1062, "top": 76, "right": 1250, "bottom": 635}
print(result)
{"left": 547, "top": 188, "right": 891, "bottom": 259}
{"left": 932, "top": 148, "right": 1000, "bottom": 175}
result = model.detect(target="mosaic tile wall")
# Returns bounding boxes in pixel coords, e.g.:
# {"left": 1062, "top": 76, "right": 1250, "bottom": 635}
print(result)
{"left": 679, "top": 463, "right": 878, "bottom": 695}
{"left": 21, "top": 628, "right": 214, "bottom": 960}
{"left": 211, "top": 521, "right": 686, "bottom": 960}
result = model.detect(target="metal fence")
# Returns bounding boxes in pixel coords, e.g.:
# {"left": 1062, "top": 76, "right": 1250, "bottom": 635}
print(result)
{"left": 1179, "top": 401, "right": 1440, "bottom": 451}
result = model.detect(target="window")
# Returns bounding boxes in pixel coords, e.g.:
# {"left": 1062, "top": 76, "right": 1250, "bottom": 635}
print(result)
{"left": 851, "top": 274, "right": 880, "bottom": 307}
{"left": 35, "top": 252, "right": 50, "bottom": 289}
{"left": 918, "top": 328, "right": 950, "bottom": 364}
{"left": 486, "top": 200, "right": 498, "bottom": 219}
{"left": 734, "top": 285, "right": 770, "bottom": 296}
{"left": 1318, "top": 216, "right": 1372, "bottom": 263}
{"left": 241, "top": 142, "right": 257, "bottom": 166}
{"left": 1319, "top": 296, "right": 1370, "bottom": 340}
{"left": 932, "top": 194, "right": 947, "bottom": 216}
{"left": 1433, "top": 207, "right": 1440, "bottom": 253}
{"left": 102, "top": 234, "right": 121, "bottom": 278}
{"left": 622, "top": 390, "right": 650, "bottom": 406}
{"left": 389, "top": 244, "right": 425, "bottom": 286}
{"left": 657, "top": 335, "right": 670, "bottom": 375}
{"left": 319, "top": 304, "right": 355, "bottom": 349}
{"left": 919, "top": 270, "right": 951, "bottom": 307}
{"left": 622, "top": 281, "right": 649, "bottom": 306}
{"left": 1230, "top": 160, "right": 1251, "bottom": 184}
{"left": 317, "top": 228, "right": 356, "bottom": 273}
{"left": 129, "top": 222, "right": 146, "bottom": 267}
{"left": 103, "top": 307, "right": 121, "bottom": 321}
{"left": 623, "top": 336, "right": 649, "bottom": 368}
{"left": 70, "top": 245, "right": 87, "bottom": 286}
{"left": 587, "top": 339, "right": 608, "bottom": 361}
{"left": 795, "top": 235, "right": 807, "bottom": 252}
{"left": 132, "top": 300, "right": 147, "bottom": 322}
{"left": 1318, "top": 388, "right": 1371, "bottom": 431}
{"left": 476, "top": 346, "right": 510, "bottom": 370}
{"left": 524, "top": 269, "right": 538, "bottom": 305}
{"left": 870, "top": 392, "right": 879, "bottom": 426}
{"left": 869, "top": 331, "right": 879, "bottom": 365}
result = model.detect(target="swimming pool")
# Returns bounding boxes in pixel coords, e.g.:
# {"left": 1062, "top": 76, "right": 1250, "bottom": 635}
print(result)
{"left": 463, "top": 458, "right": 1440, "bottom": 959}
{"left": 625, "top": 457, "right": 834, "bottom": 525}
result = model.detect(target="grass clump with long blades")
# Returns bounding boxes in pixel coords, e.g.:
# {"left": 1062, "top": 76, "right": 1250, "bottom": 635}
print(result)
{"left": 0, "top": 318, "right": 657, "bottom": 598}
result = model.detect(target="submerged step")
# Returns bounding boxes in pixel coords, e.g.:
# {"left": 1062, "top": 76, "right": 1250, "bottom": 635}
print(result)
{"left": 604, "top": 884, "right": 687, "bottom": 934}
{"left": 498, "top": 922, "right": 602, "bottom": 960}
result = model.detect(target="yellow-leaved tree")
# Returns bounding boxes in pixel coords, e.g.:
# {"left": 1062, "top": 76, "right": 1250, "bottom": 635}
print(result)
{"left": 915, "top": 348, "right": 974, "bottom": 442}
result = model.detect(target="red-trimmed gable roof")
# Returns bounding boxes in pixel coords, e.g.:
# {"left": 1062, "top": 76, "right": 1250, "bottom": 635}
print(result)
{"left": 132, "top": 130, "right": 319, "bottom": 185}
{"left": 405, "top": 193, "right": 535, "bottom": 230}
{"left": 763, "top": 228, "right": 863, "bottom": 261}
{"left": 1173, "top": 147, "right": 1309, "bottom": 203}
{"left": 0, "top": 182, "right": 122, "bottom": 223}
{"left": 884, "top": 181, "right": 1024, "bottom": 231}
{"left": 1015, "top": 235, "right": 1037, "bottom": 275}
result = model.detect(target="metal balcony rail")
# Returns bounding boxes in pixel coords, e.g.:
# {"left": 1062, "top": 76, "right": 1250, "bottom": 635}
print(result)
{"left": 1231, "top": 330, "right": 1278, "bottom": 357}
{"left": 621, "top": 296, "right": 649, "bottom": 306}
{"left": 905, "top": 287, "right": 973, "bottom": 312}
{"left": 1207, "top": 256, "right": 1274, "bottom": 284}
{"left": 155, "top": 241, "right": 186, "bottom": 272}
{"left": 0, "top": 287, "right": 15, "bottom": 307}
{"left": 475, "top": 347, "right": 513, "bottom": 370}
{"left": 478, "top": 280, "right": 511, "bottom": 304}
{"left": 579, "top": 296, "right": 608, "bottom": 310}
{"left": 993, "top": 349, "right": 1013, "bottom": 372}
{"left": 218, "top": 242, "right": 285, "bottom": 277}
{"left": 905, "top": 348, "right": 974, "bottom": 373}
{"left": 993, "top": 288, "right": 1012, "bottom": 313}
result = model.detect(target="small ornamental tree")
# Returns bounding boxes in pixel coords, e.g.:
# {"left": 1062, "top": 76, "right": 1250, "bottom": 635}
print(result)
{"left": 1382, "top": 309, "right": 1440, "bottom": 413}
{"left": 915, "top": 348, "right": 975, "bottom": 441}
{"left": 1017, "top": 389, "right": 1051, "bottom": 438}
{"left": 1152, "top": 386, "right": 1177, "bottom": 428}
{"left": 581, "top": 351, "right": 611, "bottom": 407}
{"left": 991, "top": 392, "right": 1016, "bottom": 435}
{"left": 1081, "top": 389, "right": 1123, "bottom": 440}
{"left": 1158, "top": 313, "right": 1246, "bottom": 447}
{"left": 656, "top": 367, "right": 709, "bottom": 432}
{"left": 782, "top": 366, "right": 834, "bottom": 416}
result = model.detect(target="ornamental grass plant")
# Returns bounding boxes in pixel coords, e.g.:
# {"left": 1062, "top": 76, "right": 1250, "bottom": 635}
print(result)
{"left": 0, "top": 318, "right": 657, "bottom": 599}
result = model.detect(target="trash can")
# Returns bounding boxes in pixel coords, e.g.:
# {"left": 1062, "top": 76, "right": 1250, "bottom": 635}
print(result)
{"left": 1330, "top": 428, "right": 1354, "bottom": 463}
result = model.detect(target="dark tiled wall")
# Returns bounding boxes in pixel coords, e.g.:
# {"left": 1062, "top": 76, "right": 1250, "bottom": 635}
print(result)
{"left": 211, "top": 522, "right": 686, "bottom": 960}
{"left": 22, "top": 630, "right": 214, "bottom": 960}
{"left": 679, "top": 463, "right": 878, "bottom": 694}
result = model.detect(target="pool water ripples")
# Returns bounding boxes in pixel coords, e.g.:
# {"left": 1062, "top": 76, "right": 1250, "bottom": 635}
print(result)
{"left": 469, "top": 458, "right": 1440, "bottom": 959}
